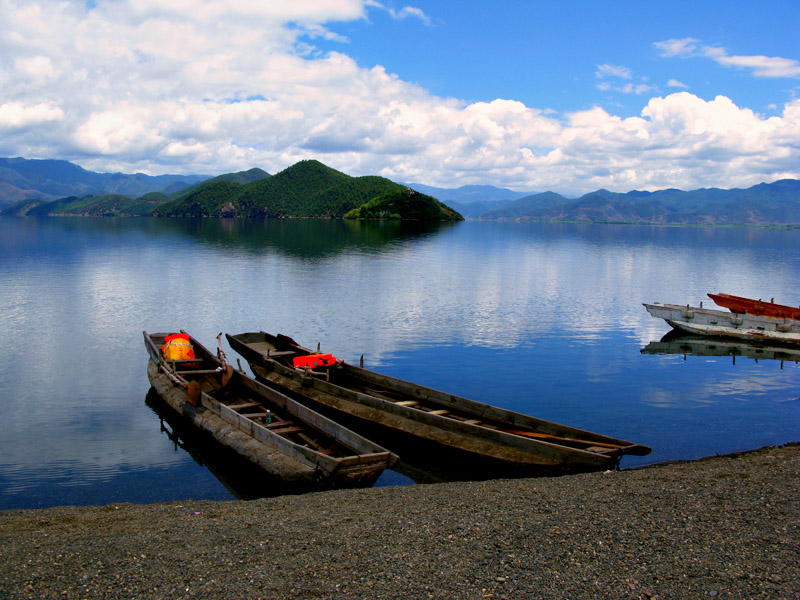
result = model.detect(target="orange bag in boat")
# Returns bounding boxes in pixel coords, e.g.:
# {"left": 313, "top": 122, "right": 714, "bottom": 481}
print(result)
{"left": 162, "top": 333, "right": 196, "bottom": 361}
{"left": 293, "top": 353, "right": 337, "bottom": 369}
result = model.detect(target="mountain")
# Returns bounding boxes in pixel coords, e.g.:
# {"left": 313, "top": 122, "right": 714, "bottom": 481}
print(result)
{"left": 0, "top": 157, "right": 209, "bottom": 209}
{"left": 401, "top": 182, "right": 535, "bottom": 218}
{"left": 4, "top": 193, "right": 171, "bottom": 217}
{"left": 169, "top": 167, "right": 271, "bottom": 200}
{"left": 2, "top": 155, "right": 796, "bottom": 225}
{"left": 155, "top": 160, "right": 406, "bottom": 218}
{"left": 2, "top": 160, "right": 458, "bottom": 220}
{"left": 401, "top": 182, "right": 535, "bottom": 204}
{"left": 344, "top": 188, "right": 463, "bottom": 221}
{"left": 478, "top": 191, "right": 570, "bottom": 220}
{"left": 477, "top": 180, "right": 800, "bottom": 226}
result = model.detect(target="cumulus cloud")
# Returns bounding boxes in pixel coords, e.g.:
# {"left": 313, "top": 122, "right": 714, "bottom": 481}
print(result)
{"left": 0, "top": 102, "right": 64, "bottom": 129}
{"left": 655, "top": 37, "right": 800, "bottom": 79}
{"left": 0, "top": 1, "right": 797, "bottom": 194}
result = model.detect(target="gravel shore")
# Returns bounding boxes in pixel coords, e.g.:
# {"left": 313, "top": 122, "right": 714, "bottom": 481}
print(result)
{"left": 1, "top": 443, "right": 798, "bottom": 600}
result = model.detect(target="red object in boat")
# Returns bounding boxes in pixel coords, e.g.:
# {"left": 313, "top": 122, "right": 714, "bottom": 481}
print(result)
{"left": 708, "top": 293, "right": 800, "bottom": 320}
{"left": 292, "top": 353, "right": 338, "bottom": 369}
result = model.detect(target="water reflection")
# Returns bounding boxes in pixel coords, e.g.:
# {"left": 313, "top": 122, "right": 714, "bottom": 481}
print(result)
{"left": 145, "top": 389, "right": 339, "bottom": 499}
{"left": 171, "top": 218, "right": 458, "bottom": 258}
{"left": 641, "top": 330, "right": 800, "bottom": 366}
{"left": 0, "top": 216, "right": 458, "bottom": 261}
{"left": 2, "top": 217, "right": 799, "bottom": 509}
{"left": 145, "top": 388, "right": 529, "bottom": 495}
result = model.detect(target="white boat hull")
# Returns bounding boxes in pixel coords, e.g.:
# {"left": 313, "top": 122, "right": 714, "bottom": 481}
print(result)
{"left": 643, "top": 303, "right": 800, "bottom": 344}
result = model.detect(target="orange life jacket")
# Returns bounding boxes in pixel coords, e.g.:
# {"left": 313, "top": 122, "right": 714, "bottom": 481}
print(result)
{"left": 162, "top": 333, "right": 196, "bottom": 361}
{"left": 292, "top": 353, "right": 337, "bottom": 369}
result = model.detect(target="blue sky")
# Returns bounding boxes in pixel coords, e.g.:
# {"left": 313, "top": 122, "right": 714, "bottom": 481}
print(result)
{"left": 325, "top": 1, "right": 797, "bottom": 117}
{"left": 1, "top": 0, "right": 798, "bottom": 194}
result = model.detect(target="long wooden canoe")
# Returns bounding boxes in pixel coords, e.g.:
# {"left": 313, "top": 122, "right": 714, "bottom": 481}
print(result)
{"left": 144, "top": 331, "right": 396, "bottom": 489}
{"left": 708, "top": 293, "right": 800, "bottom": 321}
{"left": 226, "top": 332, "right": 652, "bottom": 475}
{"left": 643, "top": 302, "right": 800, "bottom": 344}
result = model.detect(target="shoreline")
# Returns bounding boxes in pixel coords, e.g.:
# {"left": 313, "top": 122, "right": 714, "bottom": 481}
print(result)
{"left": 1, "top": 443, "right": 798, "bottom": 599}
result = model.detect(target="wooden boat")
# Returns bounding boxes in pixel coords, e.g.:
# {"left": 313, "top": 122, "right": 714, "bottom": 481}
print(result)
{"left": 226, "top": 332, "right": 652, "bottom": 475}
{"left": 643, "top": 303, "right": 800, "bottom": 344}
{"left": 144, "top": 331, "right": 396, "bottom": 489}
{"left": 708, "top": 293, "right": 800, "bottom": 321}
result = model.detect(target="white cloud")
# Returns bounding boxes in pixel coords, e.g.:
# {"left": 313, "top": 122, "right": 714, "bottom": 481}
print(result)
{"left": 667, "top": 79, "right": 688, "bottom": 89}
{"left": 0, "top": 1, "right": 797, "bottom": 195}
{"left": 596, "top": 64, "right": 632, "bottom": 79}
{"left": 656, "top": 37, "right": 800, "bottom": 79}
{"left": 389, "top": 6, "right": 431, "bottom": 25}
{"left": 596, "top": 65, "right": 656, "bottom": 96}
{"left": 707, "top": 50, "right": 800, "bottom": 78}
{"left": 367, "top": 1, "right": 431, "bottom": 25}
{"left": 0, "top": 102, "right": 64, "bottom": 129}
{"left": 654, "top": 38, "right": 700, "bottom": 58}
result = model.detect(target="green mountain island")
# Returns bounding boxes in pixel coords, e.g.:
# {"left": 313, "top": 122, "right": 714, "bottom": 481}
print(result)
{"left": 344, "top": 187, "right": 463, "bottom": 221}
{"left": 2, "top": 160, "right": 463, "bottom": 222}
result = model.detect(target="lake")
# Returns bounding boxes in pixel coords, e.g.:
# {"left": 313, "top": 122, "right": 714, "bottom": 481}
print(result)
{"left": 1, "top": 217, "right": 798, "bottom": 510}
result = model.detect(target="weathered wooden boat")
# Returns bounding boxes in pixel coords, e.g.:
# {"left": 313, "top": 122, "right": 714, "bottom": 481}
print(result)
{"left": 707, "top": 293, "right": 800, "bottom": 321}
{"left": 643, "top": 303, "right": 800, "bottom": 344}
{"left": 641, "top": 330, "right": 800, "bottom": 364}
{"left": 144, "top": 331, "right": 397, "bottom": 489}
{"left": 226, "top": 332, "right": 652, "bottom": 475}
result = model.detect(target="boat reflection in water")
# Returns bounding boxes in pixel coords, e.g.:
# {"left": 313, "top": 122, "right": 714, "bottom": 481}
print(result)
{"left": 145, "top": 389, "right": 461, "bottom": 495}
{"left": 144, "top": 389, "right": 367, "bottom": 500}
{"left": 641, "top": 330, "right": 800, "bottom": 367}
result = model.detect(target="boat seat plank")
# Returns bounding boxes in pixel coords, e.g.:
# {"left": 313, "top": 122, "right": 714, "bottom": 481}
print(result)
{"left": 229, "top": 402, "right": 262, "bottom": 411}
{"left": 271, "top": 426, "right": 303, "bottom": 435}
{"left": 267, "top": 350, "right": 296, "bottom": 357}
{"left": 297, "top": 432, "right": 327, "bottom": 452}
{"left": 240, "top": 412, "right": 269, "bottom": 419}
{"left": 394, "top": 400, "right": 418, "bottom": 406}
{"left": 266, "top": 420, "right": 293, "bottom": 429}
{"left": 176, "top": 369, "right": 220, "bottom": 375}
{"left": 427, "top": 409, "right": 449, "bottom": 415}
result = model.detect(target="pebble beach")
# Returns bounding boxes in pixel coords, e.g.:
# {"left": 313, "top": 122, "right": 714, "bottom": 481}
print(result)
{"left": 1, "top": 443, "right": 797, "bottom": 600}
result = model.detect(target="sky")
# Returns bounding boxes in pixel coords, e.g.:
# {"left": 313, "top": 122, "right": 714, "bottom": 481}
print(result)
{"left": 1, "top": 0, "right": 799, "bottom": 194}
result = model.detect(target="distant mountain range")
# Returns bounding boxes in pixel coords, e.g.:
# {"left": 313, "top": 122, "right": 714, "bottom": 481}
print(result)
{"left": 0, "top": 157, "right": 207, "bottom": 207}
{"left": 477, "top": 180, "right": 800, "bottom": 226}
{"left": 400, "top": 183, "right": 536, "bottom": 218}
{"left": 1, "top": 156, "right": 797, "bottom": 225}
{"left": 1, "top": 158, "right": 462, "bottom": 221}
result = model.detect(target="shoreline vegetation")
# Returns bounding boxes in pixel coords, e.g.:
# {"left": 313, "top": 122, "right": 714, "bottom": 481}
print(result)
{"left": 1, "top": 443, "right": 797, "bottom": 599}
{"left": 1, "top": 157, "right": 798, "bottom": 226}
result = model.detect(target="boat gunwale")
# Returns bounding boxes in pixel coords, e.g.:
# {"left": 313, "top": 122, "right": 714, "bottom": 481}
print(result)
{"left": 226, "top": 331, "right": 652, "bottom": 463}
{"left": 708, "top": 292, "right": 800, "bottom": 320}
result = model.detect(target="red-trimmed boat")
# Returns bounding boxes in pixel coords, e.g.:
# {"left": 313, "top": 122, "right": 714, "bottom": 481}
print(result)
{"left": 708, "top": 293, "right": 800, "bottom": 321}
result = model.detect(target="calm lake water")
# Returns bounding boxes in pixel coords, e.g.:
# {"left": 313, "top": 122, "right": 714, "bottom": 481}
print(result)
{"left": 1, "top": 217, "right": 798, "bottom": 509}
